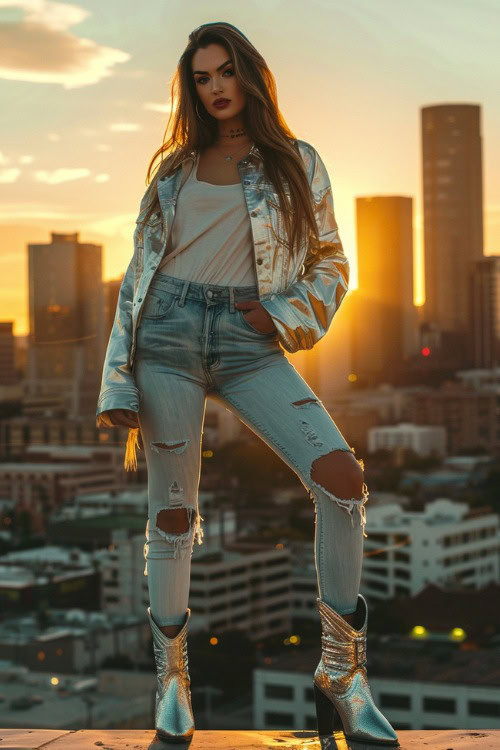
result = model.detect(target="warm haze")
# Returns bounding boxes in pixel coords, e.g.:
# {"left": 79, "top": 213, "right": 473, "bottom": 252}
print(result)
{"left": 1, "top": 0, "right": 499, "bottom": 335}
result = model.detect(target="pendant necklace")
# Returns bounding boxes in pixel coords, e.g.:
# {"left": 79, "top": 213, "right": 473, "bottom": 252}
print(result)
{"left": 214, "top": 128, "right": 253, "bottom": 161}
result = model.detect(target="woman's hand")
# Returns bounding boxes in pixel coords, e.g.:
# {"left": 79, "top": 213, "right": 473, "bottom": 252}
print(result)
{"left": 99, "top": 409, "right": 139, "bottom": 428}
{"left": 235, "top": 300, "right": 277, "bottom": 334}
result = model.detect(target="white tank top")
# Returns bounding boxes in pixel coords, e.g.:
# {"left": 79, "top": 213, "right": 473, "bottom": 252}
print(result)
{"left": 157, "top": 151, "right": 257, "bottom": 286}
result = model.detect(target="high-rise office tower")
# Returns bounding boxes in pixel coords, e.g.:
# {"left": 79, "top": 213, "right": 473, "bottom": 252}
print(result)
{"left": 421, "top": 103, "right": 484, "bottom": 359}
{"left": 469, "top": 256, "right": 500, "bottom": 369}
{"left": 351, "top": 196, "right": 418, "bottom": 386}
{"left": 27, "top": 232, "right": 105, "bottom": 415}
{"left": 0, "top": 322, "right": 18, "bottom": 385}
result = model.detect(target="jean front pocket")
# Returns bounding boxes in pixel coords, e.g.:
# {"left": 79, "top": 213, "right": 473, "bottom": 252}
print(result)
{"left": 238, "top": 308, "right": 275, "bottom": 336}
{"left": 140, "top": 287, "right": 178, "bottom": 320}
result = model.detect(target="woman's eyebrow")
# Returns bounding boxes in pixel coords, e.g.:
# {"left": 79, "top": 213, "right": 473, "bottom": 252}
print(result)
{"left": 193, "top": 59, "right": 232, "bottom": 75}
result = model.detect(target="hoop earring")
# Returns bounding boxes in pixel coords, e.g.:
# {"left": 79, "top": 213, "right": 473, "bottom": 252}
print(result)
{"left": 195, "top": 101, "right": 209, "bottom": 122}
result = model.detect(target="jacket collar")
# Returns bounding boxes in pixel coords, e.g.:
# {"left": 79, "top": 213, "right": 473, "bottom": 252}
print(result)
{"left": 157, "top": 142, "right": 263, "bottom": 203}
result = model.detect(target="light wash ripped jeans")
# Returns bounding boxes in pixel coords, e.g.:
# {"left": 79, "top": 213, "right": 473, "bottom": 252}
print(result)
{"left": 133, "top": 272, "right": 369, "bottom": 626}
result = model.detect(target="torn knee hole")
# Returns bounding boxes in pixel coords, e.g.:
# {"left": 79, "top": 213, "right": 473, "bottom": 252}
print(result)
{"left": 156, "top": 508, "right": 190, "bottom": 534}
{"left": 151, "top": 507, "right": 203, "bottom": 562}
{"left": 309, "top": 450, "right": 370, "bottom": 538}
{"left": 151, "top": 439, "right": 189, "bottom": 454}
{"left": 143, "top": 509, "right": 205, "bottom": 572}
{"left": 311, "top": 448, "right": 365, "bottom": 499}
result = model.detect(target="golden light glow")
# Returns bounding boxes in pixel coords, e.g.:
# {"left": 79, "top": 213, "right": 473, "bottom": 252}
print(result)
{"left": 450, "top": 627, "right": 466, "bottom": 641}
{"left": 50, "top": 677, "right": 59, "bottom": 685}
{"left": 348, "top": 373, "right": 357, "bottom": 382}
{"left": 209, "top": 636, "right": 218, "bottom": 645}
{"left": 410, "top": 625, "right": 427, "bottom": 638}
{"left": 202, "top": 450, "right": 213, "bottom": 458}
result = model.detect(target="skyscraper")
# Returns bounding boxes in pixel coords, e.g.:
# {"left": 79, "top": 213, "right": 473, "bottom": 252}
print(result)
{"left": 469, "top": 256, "right": 500, "bottom": 369}
{"left": 421, "top": 103, "right": 484, "bottom": 359}
{"left": 351, "top": 196, "right": 417, "bottom": 386}
{"left": 27, "top": 232, "right": 105, "bottom": 415}
{"left": 0, "top": 322, "right": 18, "bottom": 386}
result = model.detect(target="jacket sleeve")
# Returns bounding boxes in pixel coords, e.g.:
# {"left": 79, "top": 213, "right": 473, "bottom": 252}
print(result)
{"left": 95, "top": 249, "right": 140, "bottom": 427}
{"left": 259, "top": 146, "right": 349, "bottom": 353}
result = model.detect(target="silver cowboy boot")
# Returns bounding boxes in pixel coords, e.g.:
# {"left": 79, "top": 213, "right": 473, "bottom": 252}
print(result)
{"left": 148, "top": 606, "right": 195, "bottom": 744}
{"left": 314, "top": 594, "right": 400, "bottom": 747}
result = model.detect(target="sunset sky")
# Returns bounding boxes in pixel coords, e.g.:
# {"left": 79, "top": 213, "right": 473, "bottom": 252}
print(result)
{"left": 1, "top": 0, "right": 499, "bottom": 336}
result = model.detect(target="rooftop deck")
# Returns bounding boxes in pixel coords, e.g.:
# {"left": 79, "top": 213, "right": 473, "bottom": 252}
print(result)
{"left": 0, "top": 728, "right": 498, "bottom": 749}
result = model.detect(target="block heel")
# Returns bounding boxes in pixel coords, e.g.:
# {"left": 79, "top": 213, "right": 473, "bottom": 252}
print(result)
{"left": 314, "top": 683, "right": 343, "bottom": 736}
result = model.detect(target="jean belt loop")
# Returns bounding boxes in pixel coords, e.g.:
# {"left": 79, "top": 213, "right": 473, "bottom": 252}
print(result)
{"left": 178, "top": 280, "right": 190, "bottom": 307}
{"left": 229, "top": 286, "right": 235, "bottom": 313}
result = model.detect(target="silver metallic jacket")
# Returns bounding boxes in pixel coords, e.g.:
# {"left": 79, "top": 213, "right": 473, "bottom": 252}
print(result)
{"left": 96, "top": 138, "right": 349, "bottom": 424}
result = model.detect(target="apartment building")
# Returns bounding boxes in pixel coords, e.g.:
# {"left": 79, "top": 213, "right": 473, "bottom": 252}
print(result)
{"left": 368, "top": 423, "right": 446, "bottom": 456}
{"left": 188, "top": 541, "right": 292, "bottom": 640}
{"left": 254, "top": 643, "right": 500, "bottom": 731}
{"left": 101, "top": 505, "right": 292, "bottom": 640}
{"left": 362, "top": 498, "right": 499, "bottom": 602}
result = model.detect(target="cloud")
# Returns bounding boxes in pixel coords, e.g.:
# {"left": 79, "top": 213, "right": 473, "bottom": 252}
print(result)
{"left": 0, "top": 0, "right": 131, "bottom": 89}
{"left": 0, "top": 205, "right": 91, "bottom": 220}
{"left": 108, "top": 122, "right": 142, "bottom": 132}
{"left": 0, "top": 168, "right": 21, "bottom": 183}
{"left": 34, "top": 167, "right": 90, "bottom": 184}
{"left": 144, "top": 102, "right": 173, "bottom": 114}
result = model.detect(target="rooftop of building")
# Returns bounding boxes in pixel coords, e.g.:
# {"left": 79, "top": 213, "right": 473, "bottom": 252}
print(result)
{"left": 366, "top": 497, "right": 498, "bottom": 526}
{"left": 257, "top": 637, "right": 500, "bottom": 687}
{"left": 0, "top": 728, "right": 497, "bottom": 748}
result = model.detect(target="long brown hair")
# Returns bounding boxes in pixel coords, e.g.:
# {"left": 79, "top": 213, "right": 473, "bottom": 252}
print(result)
{"left": 138, "top": 22, "right": 319, "bottom": 260}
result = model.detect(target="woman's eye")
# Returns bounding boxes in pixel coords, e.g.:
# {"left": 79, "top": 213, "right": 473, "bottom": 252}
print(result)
{"left": 196, "top": 69, "right": 233, "bottom": 85}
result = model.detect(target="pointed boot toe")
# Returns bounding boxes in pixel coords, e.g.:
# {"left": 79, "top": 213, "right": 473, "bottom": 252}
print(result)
{"left": 148, "top": 606, "right": 195, "bottom": 744}
{"left": 314, "top": 594, "right": 399, "bottom": 747}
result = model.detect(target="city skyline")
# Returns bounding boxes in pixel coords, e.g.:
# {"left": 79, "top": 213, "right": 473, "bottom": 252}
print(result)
{"left": 1, "top": 1, "right": 499, "bottom": 335}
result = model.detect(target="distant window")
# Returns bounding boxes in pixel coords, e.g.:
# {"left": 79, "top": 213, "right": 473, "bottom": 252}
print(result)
{"left": 265, "top": 684, "right": 293, "bottom": 700}
{"left": 231, "top": 613, "right": 247, "bottom": 623}
{"left": 468, "top": 700, "right": 500, "bottom": 717}
{"left": 269, "top": 617, "right": 284, "bottom": 627}
{"left": 423, "top": 696, "right": 455, "bottom": 713}
{"left": 209, "top": 571, "right": 226, "bottom": 580}
{"left": 380, "top": 693, "right": 410, "bottom": 709}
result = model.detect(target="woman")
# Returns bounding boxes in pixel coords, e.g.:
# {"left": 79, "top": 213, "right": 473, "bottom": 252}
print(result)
{"left": 96, "top": 22, "right": 399, "bottom": 748}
